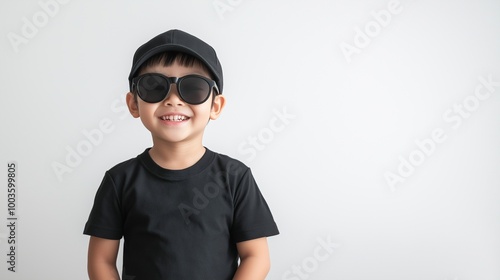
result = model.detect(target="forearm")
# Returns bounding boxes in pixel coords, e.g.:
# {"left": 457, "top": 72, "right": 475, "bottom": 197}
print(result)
{"left": 87, "top": 236, "right": 120, "bottom": 280}
{"left": 233, "top": 256, "right": 270, "bottom": 280}
{"left": 88, "top": 262, "right": 120, "bottom": 280}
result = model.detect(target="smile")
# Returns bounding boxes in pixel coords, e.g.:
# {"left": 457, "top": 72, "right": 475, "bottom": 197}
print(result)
{"left": 160, "top": 115, "right": 189, "bottom": 121}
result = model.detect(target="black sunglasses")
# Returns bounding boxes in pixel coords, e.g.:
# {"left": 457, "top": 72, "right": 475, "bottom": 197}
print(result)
{"left": 131, "top": 73, "right": 219, "bottom": 105}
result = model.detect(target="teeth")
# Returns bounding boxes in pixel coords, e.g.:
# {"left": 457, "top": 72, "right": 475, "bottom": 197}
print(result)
{"left": 161, "top": 115, "right": 187, "bottom": 121}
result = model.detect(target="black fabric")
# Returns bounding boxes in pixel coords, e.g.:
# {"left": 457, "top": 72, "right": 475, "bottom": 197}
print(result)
{"left": 84, "top": 148, "right": 279, "bottom": 280}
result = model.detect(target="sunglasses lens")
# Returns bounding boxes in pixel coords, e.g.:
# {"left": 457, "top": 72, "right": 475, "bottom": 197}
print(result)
{"left": 137, "top": 75, "right": 169, "bottom": 103}
{"left": 179, "top": 77, "right": 211, "bottom": 104}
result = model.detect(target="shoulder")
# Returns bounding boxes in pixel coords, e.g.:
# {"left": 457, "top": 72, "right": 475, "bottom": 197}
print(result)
{"left": 107, "top": 155, "right": 141, "bottom": 175}
{"left": 211, "top": 150, "right": 247, "bottom": 167}
{"left": 209, "top": 149, "right": 250, "bottom": 176}
{"left": 103, "top": 150, "right": 149, "bottom": 185}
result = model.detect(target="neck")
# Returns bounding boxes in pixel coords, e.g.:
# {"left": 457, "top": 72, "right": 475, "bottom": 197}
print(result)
{"left": 148, "top": 140, "right": 206, "bottom": 170}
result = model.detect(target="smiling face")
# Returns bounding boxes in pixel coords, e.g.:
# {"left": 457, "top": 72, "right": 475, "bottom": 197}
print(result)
{"left": 126, "top": 61, "right": 225, "bottom": 147}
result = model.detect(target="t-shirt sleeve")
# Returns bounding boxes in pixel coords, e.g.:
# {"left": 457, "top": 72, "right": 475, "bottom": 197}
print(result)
{"left": 83, "top": 172, "right": 123, "bottom": 240}
{"left": 231, "top": 168, "right": 279, "bottom": 243}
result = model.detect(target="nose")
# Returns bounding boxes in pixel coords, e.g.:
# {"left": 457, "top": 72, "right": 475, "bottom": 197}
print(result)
{"left": 163, "top": 84, "right": 184, "bottom": 106}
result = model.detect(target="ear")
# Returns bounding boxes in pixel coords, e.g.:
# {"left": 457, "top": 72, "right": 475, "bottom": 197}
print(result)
{"left": 126, "top": 92, "right": 140, "bottom": 118}
{"left": 210, "top": 94, "right": 226, "bottom": 120}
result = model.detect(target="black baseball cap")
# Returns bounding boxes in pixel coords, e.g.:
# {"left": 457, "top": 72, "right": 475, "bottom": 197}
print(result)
{"left": 128, "top": 29, "right": 223, "bottom": 93}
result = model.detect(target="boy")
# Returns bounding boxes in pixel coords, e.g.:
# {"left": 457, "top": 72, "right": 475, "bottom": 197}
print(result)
{"left": 83, "top": 29, "right": 279, "bottom": 279}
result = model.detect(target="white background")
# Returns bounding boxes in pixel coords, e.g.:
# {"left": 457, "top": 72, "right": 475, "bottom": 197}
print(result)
{"left": 1, "top": 0, "right": 500, "bottom": 279}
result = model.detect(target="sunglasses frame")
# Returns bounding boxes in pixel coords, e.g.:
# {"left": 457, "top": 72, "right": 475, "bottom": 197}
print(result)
{"left": 131, "top": 73, "right": 219, "bottom": 105}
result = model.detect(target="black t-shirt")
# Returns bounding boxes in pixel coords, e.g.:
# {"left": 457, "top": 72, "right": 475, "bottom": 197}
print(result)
{"left": 83, "top": 148, "right": 279, "bottom": 280}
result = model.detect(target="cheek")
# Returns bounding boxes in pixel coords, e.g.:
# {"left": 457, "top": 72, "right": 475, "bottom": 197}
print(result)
{"left": 138, "top": 103, "right": 159, "bottom": 117}
{"left": 192, "top": 105, "right": 212, "bottom": 119}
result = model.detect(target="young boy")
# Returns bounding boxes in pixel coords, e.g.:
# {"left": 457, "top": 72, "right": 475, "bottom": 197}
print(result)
{"left": 83, "top": 29, "right": 279, "bottom": 279}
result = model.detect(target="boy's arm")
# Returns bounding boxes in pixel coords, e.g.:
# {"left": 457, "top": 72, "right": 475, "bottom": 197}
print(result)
{"left": 87, "top": 236, "right": 120, "bottom": 280}
{"left": 233, "top": 237, "right": 271, "bottom": 280}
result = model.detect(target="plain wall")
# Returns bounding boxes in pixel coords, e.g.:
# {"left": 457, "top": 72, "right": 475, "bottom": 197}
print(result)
{"left": 1, "top": 0, "right": 499, "bottom": 279}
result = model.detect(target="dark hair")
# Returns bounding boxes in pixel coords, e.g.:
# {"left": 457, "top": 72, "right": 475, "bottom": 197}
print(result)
{"left": 136, "top": 51, "right": 214, "bottom": 79}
